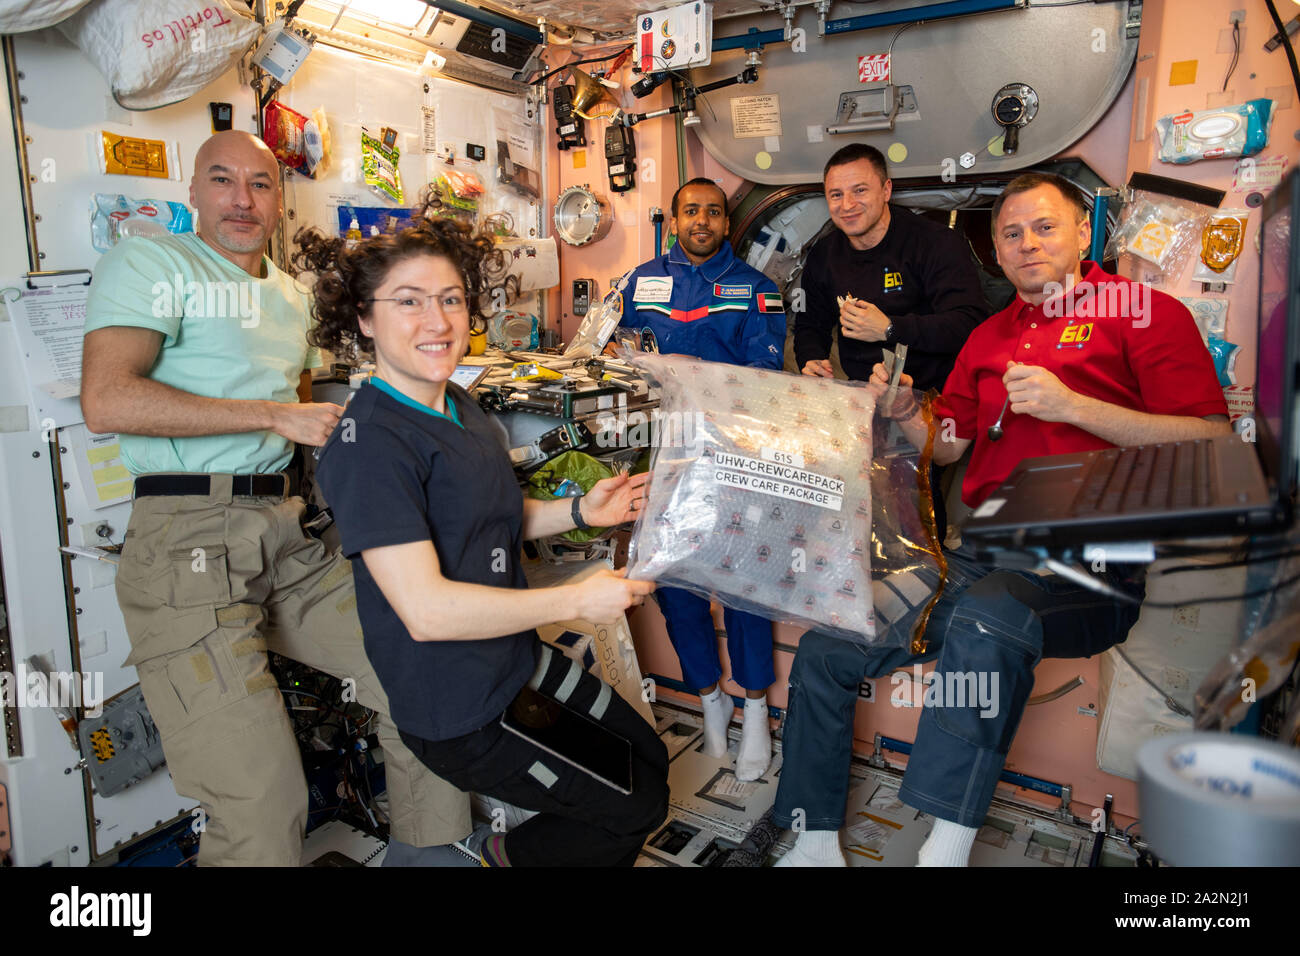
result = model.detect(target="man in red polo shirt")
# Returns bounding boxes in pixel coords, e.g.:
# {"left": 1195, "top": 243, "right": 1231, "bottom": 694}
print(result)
{"left": 772, "top": 172, "right": 1229, "bottom": 867}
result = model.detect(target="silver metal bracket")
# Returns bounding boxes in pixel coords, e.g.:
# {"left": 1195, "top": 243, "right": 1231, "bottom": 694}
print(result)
{"left": 1125, "top": 0, "right": 1143, "bottom": 40}
{"left": 827, "top": 85, "right": 916, "bottom": 135}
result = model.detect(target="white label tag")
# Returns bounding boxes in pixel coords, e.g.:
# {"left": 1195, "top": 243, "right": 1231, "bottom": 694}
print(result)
{"left": 708, "top": 452, "right": 844, "bottom": 512}
{"left": 972, "top": 497, "right": 1006, "bottom": 519}
{"left": 760, "top": 446, "right": 805, "bottom": 469}
{"left": 846, "top": 817, "right": 889, "bottom": 845}
{"left": 633, "top": 276, "right": 673, "bottom": 303}
{"left": 560, "top": 123, "right": 576, "bottom": 134}
{"left": 609, "top": 162, "right": 626, "bottom": 174}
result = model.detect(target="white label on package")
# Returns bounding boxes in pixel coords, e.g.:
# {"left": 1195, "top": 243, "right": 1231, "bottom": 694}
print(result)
{"left": 761, "top": 445, "right": 805, "bottom": 468}
{"left": 972, "top": 497, "right": 1005, "bottom": 518}
{"left": 711, "top": 452, "right": 844, "bottom": 511}
{"left": 598, "top": 314, "right": 621, "bottom": 343}
{"left": 421, "top": 107, "right": 437, "bottom": 153}
{"left": 609, "top": 163, "right": 626, "bottom": 175}
{"left": 634, "top": 276, "right": 673, "bottom": 302}
{"left": 1232, "top": 153, "right": 1288, "bottom": 191}
{"left": 730, "top": 94, "right": 782, "bottom": 139}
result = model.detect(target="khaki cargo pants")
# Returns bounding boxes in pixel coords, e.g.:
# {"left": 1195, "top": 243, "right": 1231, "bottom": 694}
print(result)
{"left": 115, "top": 477, "right": 470, "bottom": 865}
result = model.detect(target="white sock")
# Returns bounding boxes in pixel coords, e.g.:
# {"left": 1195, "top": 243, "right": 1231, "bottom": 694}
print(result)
{"left": 916, "top": 818, "right": 977, "bottom": 867}
{"left": 734, "top": 696, "right": 771, "bottom": 781}
{"left": 774, "top": 829, "right": 845, "bottom": 867}
{"left": 700, "top": 686, "right": 733, "bottom": 758}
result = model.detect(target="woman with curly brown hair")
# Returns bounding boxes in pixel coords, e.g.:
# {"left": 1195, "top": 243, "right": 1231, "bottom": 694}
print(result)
{"left": 300, "top": 204, "right": 669, "bottom": 866}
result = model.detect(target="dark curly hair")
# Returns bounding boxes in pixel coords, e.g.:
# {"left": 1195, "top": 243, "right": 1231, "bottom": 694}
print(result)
{"left": 292, "top": 187, "right": 503, "bottom": 361}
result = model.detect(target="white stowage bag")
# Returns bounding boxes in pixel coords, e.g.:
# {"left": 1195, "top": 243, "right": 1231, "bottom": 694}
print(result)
{"left": 59, "top": 0, "right": 259, "bottom": 111}
{"left": 0, "top": 0, "right": 92, "bottom": 33}
{"left": 625, "top": 353, "right": 878, "bottom": 643}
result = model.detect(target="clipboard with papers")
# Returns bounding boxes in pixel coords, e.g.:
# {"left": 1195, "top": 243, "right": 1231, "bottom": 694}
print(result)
{"left": 3, "top": 270, "right": 92, "bottom": 429}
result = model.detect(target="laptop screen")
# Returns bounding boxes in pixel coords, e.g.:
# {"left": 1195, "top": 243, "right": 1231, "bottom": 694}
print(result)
{"left": 1256, "top": 168, "right": 1300, "bottom": 501}
{"left": 449, "top": 363, "right": 489, "bottom": 391}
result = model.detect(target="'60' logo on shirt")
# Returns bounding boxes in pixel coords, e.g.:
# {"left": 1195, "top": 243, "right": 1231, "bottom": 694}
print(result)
{"left": 1058, "top": 323, "right": 1094, "bottom": 348}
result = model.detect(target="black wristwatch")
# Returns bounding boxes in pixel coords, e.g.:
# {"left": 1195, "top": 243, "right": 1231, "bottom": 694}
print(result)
{"left": 571, "top": 493, "right": 591, "bottom": 531}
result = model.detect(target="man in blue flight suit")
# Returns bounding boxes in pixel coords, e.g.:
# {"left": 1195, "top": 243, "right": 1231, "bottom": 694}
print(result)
{"left": 619, "top": 177, "right": 786, "bottom": 780}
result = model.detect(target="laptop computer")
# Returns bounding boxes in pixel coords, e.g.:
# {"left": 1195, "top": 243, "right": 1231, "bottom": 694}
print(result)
{"left": 449, "top": 362, "right": 492, "bottom": 392}
{"left": 962, "top": 169, "right": 1300, "bottom": 554}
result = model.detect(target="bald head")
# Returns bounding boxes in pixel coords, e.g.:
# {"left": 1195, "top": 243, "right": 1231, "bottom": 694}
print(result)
{"left": 190, "top": 130, "right": 283, "bottom": 275}
{"left": 194, "top": 130, "right": 280, "bottom": 185}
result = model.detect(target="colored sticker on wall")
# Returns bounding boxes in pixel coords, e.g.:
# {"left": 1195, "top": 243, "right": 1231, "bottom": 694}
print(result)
{"left": 1169, "top": 59, "right": 1198, "bottom": 86}
{"left": 858, "top": 53, "right": 890, "bottom": 83}
{"left": 755, "top": 151, "right": 773, "bottom": 170}
{"left": 887, "top": 142, "right": 907, "bottom": 163}
{"left": 572, "top": 148, "right": 587, "bottom": 170}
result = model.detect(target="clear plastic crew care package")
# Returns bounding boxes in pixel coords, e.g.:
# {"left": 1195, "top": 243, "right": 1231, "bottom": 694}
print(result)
{"left": 622, "top": 353, "right": 943, "bottom": 649}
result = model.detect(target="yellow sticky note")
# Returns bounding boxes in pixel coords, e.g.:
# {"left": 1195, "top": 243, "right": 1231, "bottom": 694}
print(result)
{"left": 96, "top": 480, "right": 133, "bottom": 502}
{"left": 94, "top": 464, "right": 129, "bottom": 484}
{"left": 572, "top": 148, "right": 587, "bottom": 170}
{"left": 1169, "top": 60, "right": 1198, "bottom": 86}
{"left": 86, "top": 443, "right": 121, "bottom": 464}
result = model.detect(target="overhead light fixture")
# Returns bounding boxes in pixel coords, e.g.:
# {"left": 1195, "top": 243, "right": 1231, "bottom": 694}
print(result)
{"left": 308, "top": 0, "right": 431, "bottom": 30}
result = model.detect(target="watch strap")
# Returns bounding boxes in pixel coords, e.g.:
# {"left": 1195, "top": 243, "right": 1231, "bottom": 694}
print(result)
{"left": 571, "top": 493, "right": 591, "bottom": 531}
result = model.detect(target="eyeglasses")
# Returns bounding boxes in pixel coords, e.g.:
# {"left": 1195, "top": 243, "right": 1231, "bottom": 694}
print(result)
{"left": 369, "top": 293, "right": 469, "bottom": 317}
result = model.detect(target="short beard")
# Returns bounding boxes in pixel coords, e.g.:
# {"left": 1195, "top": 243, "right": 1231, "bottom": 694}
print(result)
{"left": 679, "top": 235, "right": 722, "bottom": 259}
{"left": 212, "top": 222, "right": 269, "bottom": 255}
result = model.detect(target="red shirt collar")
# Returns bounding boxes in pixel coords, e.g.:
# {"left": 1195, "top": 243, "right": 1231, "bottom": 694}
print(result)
{"left": 1006, "top": 260, "right": 1106, "bottom": 322}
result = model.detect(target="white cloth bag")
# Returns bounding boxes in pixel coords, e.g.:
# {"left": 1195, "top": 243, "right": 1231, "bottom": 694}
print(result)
{"left": 59, "top": 0, "right": 259, "bottom": 110}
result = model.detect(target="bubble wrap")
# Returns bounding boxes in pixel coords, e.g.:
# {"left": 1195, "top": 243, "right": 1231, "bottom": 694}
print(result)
{"left": 625, "top": 354, "right": 878, "bottom": 643}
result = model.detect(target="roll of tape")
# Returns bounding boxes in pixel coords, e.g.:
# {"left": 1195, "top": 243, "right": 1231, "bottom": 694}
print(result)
{"left": 1137, "top": 733, "right": 1300, "bottom": 866}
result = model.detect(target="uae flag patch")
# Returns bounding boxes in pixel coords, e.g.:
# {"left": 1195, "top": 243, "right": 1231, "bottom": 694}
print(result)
{"left": 758, "top": 292, "right": 785, "bottom": 313}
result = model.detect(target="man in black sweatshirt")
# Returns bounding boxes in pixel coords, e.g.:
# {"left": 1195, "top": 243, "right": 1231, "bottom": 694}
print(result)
{"left": 794, "top": 143, "right": 989, "bottom": 393}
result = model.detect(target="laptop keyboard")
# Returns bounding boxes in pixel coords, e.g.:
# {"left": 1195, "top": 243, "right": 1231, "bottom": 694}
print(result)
{"left": 1071, "top": 441, "right": 1212, "bottom": 516}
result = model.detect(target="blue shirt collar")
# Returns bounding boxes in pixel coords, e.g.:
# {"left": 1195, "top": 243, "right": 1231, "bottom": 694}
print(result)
{"left": 369, "top": 376, "right": 462, "bottom": 428}
{"left": 667, "top": 241, "right": 739, "bottom": 284}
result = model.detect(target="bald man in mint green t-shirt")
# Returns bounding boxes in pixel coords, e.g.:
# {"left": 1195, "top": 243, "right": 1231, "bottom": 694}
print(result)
{"left": 81, "top": 131, "right": 472, "bottom": 867}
